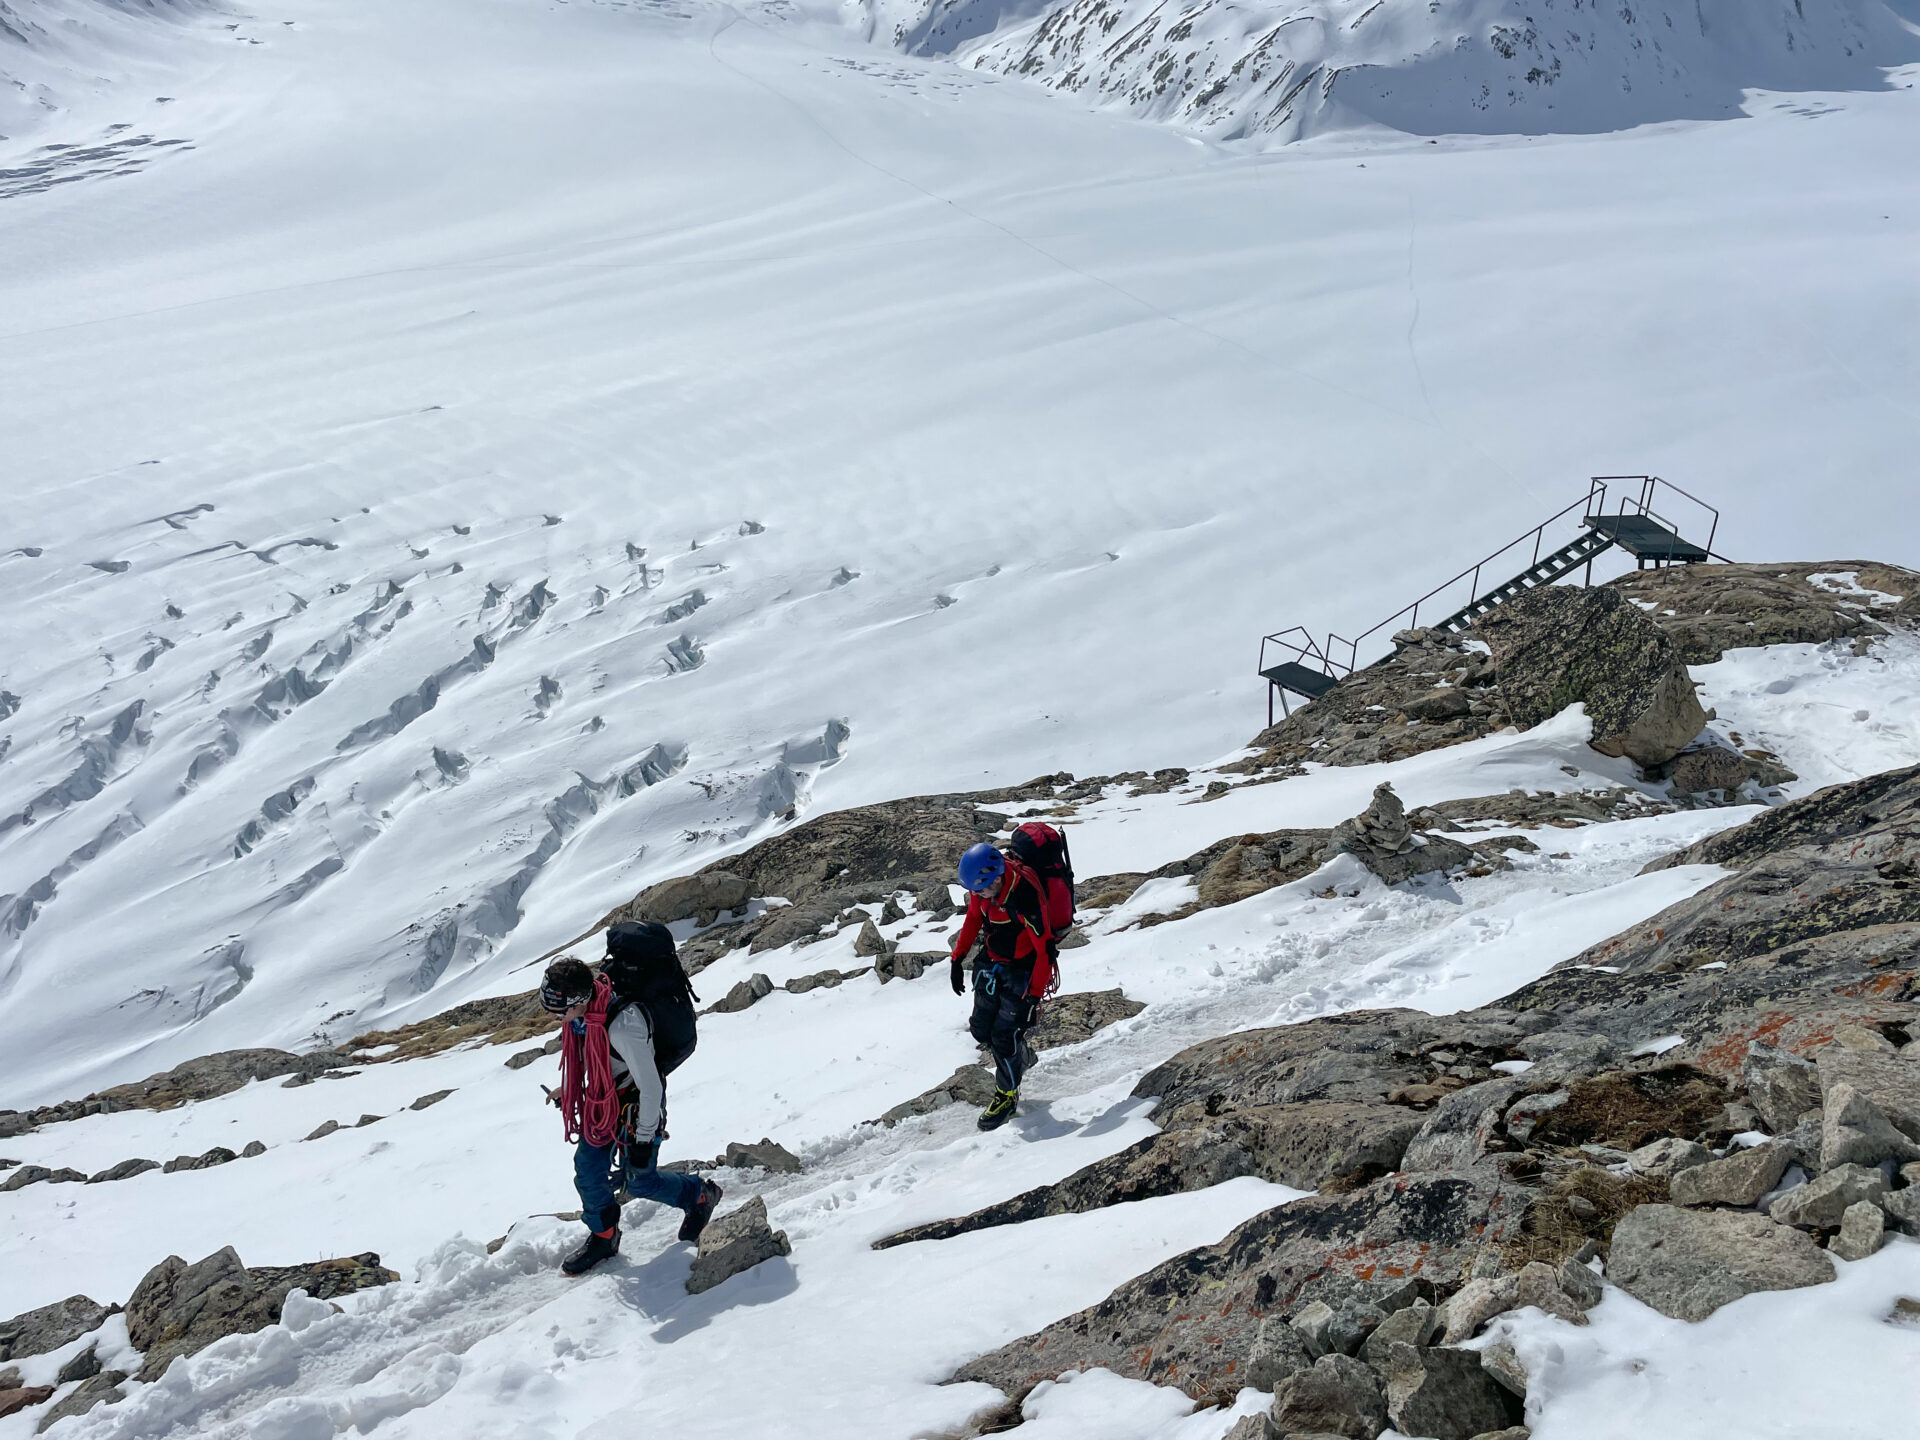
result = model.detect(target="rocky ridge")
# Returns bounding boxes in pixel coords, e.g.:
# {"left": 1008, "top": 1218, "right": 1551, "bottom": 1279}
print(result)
{"left": 937, "top": 760, "right": 1920, "bottom": 1429}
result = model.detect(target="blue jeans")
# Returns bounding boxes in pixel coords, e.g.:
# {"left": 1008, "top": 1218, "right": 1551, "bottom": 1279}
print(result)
{"left": 574, "top": 1138, "right": 702, "bottom": 1233}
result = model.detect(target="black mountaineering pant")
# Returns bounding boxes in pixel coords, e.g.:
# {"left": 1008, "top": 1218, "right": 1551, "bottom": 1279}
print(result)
{"left": 969, "top": 962, "right": 1039, "bottom": 1092}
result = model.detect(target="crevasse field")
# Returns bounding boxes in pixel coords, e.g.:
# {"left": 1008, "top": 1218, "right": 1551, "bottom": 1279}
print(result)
{"left": 2, "top": 0, "right": 1919, "bottom": 1436}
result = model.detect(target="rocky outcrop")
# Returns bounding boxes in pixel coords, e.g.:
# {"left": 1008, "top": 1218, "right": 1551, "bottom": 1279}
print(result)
{"left": 1239, "top": 627, "right": 1507, "bottom": 772}
{"left": 0, "top": 1386, "right": 56, "bottom": 1420}
{"left": 611, "top": 870, "right": 751, "bottom": 927}
{"left": 685, "top": 795, "right": 1003, "bottom": 915}
{"left": 1555, "top": 764, "right": 1920, "bottom": 980}
{"left": 9, "top": 1046, "right": 361, "bottom": 1135}
{"left": 1607, "top": 1205, "right": 1834, "bottom": 1321}
{"left": 874, "top": 1124, "right": 1264, "bottom": 1248}
{"left": 126, "top": 1247, "right": 398, "bottom": 1381}
{"left": 877, "top": 1063, "right": 999, "bottom": 1126}
{"left": 1604, "top": 560, "right": 1919, "bottom": 665}
{"left": 341, "top": 988, "right": 550, "bottom": 1064}
{"left": 0, "top": 1295, "right": 113, "bottom": 1362}
{"left": 686, "top": 1197, "right": 790, "bottom": 1295}
{"left": 1474, "top": 586, "right": 1706, "bottom": 768}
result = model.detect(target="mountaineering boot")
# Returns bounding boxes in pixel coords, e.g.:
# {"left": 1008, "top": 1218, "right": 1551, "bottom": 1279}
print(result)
{"left": 679, "top": 1178, "right": 723, "bottom": 1243}
{"left": 561, "top": 1227, "right": 621, "bottom": 1276}
{"left": 978, "top": 1088, "right": 1019, "bottom": 1131}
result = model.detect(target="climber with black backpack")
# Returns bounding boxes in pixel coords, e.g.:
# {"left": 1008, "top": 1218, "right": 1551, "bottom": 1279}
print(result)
{"left": 947, "top": 822, "right": 1076, "bottom": 1131}
{"left": 540, "top": 920, "right": 720, "bottom": 1276}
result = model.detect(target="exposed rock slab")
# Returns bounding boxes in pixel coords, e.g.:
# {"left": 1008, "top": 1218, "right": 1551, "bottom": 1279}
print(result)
{"left": 1607, "top": 1204, "right": 1834, "bottom": 1321}
{"left": 951, "top": 1165, "right": 1532, "bottom": 1404}
{"left": 1668, "top": 1142, "right": 1791, "bottom": 1207}
{"left": 1029, "top": 989, "right": 1145, "bottom": 1050}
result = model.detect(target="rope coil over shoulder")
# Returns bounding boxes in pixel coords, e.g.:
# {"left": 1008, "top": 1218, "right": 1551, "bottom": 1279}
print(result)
{"left": 558, "top": 973, "right": 621, "bottom": 1147}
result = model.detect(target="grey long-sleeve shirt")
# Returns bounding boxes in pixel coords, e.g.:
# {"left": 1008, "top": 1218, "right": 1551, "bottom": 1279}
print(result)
{"left": 605, "top": 1003, "right": 665, "bottom": 1138}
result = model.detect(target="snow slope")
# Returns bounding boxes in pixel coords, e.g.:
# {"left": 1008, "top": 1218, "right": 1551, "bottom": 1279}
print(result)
{"left": 907, "top": 0, "right": 1920, "bottom": 142}
{"left": 4, "top": 0, "right": 1919, "bottom": 1106}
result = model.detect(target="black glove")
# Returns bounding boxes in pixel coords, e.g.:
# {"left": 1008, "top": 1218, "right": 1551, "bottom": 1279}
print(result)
{"left": 623, "top": 1139, "right": 657, "bottom": 1172}
{"left": 1018, "top": 994, "right": 1041, "bottom": 1028}
{"left": 950, "top": 960, "right": 965, "bottom": 996}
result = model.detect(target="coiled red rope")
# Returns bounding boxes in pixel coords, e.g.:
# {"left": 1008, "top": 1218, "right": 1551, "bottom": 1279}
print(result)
{"left": 558, "top": 974, "right": 620, "bottom": 1147}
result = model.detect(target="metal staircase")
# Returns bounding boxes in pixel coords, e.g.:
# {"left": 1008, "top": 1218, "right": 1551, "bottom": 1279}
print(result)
{"left": 1258, "top": 475, "right": 1723, "bottom": 727}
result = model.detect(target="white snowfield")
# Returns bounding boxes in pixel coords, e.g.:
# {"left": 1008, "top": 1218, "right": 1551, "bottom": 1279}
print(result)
{"left": 2, "top": 0, "right": 1919, "bottom": 1435}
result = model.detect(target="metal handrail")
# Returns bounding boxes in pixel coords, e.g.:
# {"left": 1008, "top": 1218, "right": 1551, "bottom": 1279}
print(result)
{"left": 1257, "top": 626, "right": 1348, "bottom": 727}
{"left": 1590, "top": 474, "right": 1726, "bottom": 559}
{"left": 1257, "top": 475, "right": 1727, "bottom": 722}
{"left": 1328, "top": 477, "right": 1609, "bottom": 668}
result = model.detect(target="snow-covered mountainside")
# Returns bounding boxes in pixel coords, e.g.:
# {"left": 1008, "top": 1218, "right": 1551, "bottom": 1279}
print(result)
{"left": 0, "top": 0, "right": 227, "bottom": 148}
{"left": 2, "top": 2, "right": 1919, "bottom": 1435}
{"left": 881, "top": 0, "right": 1920, "bottom": 141}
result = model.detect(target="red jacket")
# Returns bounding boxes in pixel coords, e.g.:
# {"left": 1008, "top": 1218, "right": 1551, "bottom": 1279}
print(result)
{"left": 950, "top": 862, "right": 1054, "bottom": 997}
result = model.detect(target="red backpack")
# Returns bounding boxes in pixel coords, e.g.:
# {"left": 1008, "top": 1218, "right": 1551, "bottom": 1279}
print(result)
{"left": 1009, "top": 821, "right": 1076, "bottom": 938}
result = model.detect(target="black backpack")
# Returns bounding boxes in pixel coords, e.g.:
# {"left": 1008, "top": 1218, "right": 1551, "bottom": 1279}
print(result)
{"left": 602, "top": 921, "right": 699, "bottom": 1077}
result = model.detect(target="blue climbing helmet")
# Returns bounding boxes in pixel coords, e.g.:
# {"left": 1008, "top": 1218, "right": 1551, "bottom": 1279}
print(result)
{"left": 958, "top": 842, "right": 1006, "bottom": 896}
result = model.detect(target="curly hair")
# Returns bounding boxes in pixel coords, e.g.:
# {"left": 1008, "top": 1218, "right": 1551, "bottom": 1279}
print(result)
{"left": 543, "top": 956, "right": 594, "bottom": 1004}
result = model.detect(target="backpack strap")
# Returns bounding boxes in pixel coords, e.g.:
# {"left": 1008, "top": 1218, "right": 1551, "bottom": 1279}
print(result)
{"left": 1002, "top": 857, "right": 1053, "bottom": 943}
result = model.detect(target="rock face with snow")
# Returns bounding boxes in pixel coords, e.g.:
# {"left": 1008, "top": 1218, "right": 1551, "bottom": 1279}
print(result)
{"left": 881, "top": 0, "right": 1920, "bottom": 143}
{"left": 126, "top": 1247, "right": 398, "bottom": 1380}
{"left": 953, "top": 1163, "right": 1534, "bottom": 1402}
{"left": 0, "top": 1295, "right": 113, "bottom": 1362}
{"left": 1605, "top": 561, "right": 1920, "bottom": 665}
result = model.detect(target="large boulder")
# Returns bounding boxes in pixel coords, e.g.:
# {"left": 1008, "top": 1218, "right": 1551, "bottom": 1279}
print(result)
{"left": 1473, "top": 585, "right": 1706, "bottom": 768}
{"left": 1271, "top": 1353, "right": 1388, "bottom": 1439}
{"left": 612, "top": 871, "right": 751, "bottom": 927}
{"left": 686, "top": 1197, "right": 791, "bottom": 1295}
{"left": 1607, "top": 1205, "right": 1834, "bottom": 1321}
